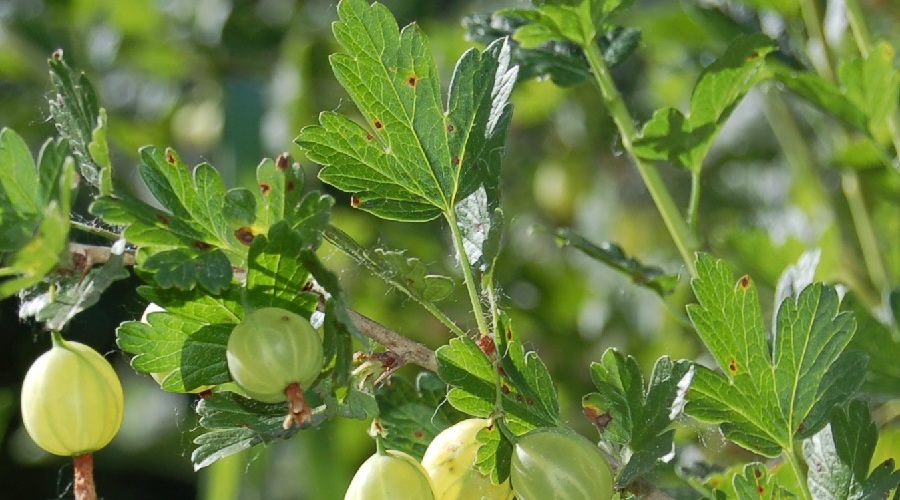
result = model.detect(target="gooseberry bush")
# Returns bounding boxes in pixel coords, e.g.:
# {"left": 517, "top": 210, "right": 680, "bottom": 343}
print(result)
{"left": 1, "top": 0, "right": 899, "bottom": 498}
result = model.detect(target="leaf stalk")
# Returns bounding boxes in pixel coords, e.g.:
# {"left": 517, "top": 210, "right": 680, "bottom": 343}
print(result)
{"left": 446, "top": 210, "right": 491, "bottom": 337}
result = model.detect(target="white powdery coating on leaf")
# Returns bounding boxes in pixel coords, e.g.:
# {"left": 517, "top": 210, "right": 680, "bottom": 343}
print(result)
{"left": 487, "top": 38, "right": 517, "bottom": 137}
{"left": 455, "top": 186, "right": 489, "bottom": 270}
{"left": 669, "top": 364, "right": 694, "bottom": 420}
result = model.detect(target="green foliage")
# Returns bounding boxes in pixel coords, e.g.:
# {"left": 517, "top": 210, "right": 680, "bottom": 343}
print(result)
{"left": 297, "top": 0, "right": 514, "bottom": 223}
{"left": 47, "top": 51, "right": 112, "bottom": 195}
{"left": 633, "top": 34, "right": 776, "bottom": 172}
{"left": 842, "top": 293, "right": 900, "bottom": 398}
{"left": 374, "top": 373, "right": 461, "bottom": 460}
{"left": 582, "top": 349, "right": 692, "bottom": 488}
{"left": 501, "top": 0, "right": 632, "bottom": 49}
{"left": 554, "top": 228, "right": 679, "bottom": 296}
{"left": 2, "top": 0, "right": 899, "bottom": 497}
{"left": 686, "top": 254, "right": 864, "bottom": 457}
{"left": 803, "top": 400, "right": 900, "bottom": 498}
{"left": 192, "top": 393, "right": 307, "bottom": 470}
{"left": 0, "top": 131, "right": 75, "bottom": 299}
{"left": 322, "top": 224, "right": 455, "bottom": 311}
{"left": 731, "top": 463, "right": 793, "bottom": 499}
{"left": 463, "top": 13, "right": 640, "bottom": 86}
{"left": 117, "top": 286, "right": 241, "bottom": 392}
{"left": 17, "top": 242, "right": 129, "bottom": 330}
{"left": 436, "top": 335, "right": 557, "bottom": 434}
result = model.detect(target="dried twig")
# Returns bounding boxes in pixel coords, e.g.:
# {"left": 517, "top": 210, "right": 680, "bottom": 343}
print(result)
{"left": 348, "top": 309, "right": 438, "bottom": 373}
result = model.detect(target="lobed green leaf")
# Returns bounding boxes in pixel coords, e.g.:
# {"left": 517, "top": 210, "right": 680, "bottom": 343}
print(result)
{"left": 117, "top": 286, "right": 241, "bottom": 392}
{"left": 583, "top": 349, "right": 692, "bottom": 488}
{"left": 296, "top": 0, "right": 515, "bottom": 222}
{"left": 803, "top": 400, "right": 900, "bottom": 499}
{"left": 685, "top": 253, "right": 860, "bottom": 457}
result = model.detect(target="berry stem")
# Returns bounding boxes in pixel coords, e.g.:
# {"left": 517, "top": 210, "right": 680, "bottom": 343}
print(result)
{"left": 284, "top": 382, "right": 311, "bottom": 429}
{"left": 73, "top": 453, "right": 97, "bottom": 500}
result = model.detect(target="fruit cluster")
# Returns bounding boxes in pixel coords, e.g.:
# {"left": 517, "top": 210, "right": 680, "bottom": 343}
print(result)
{"left": 345, "top": 419, "right": 614, "bottom": 500}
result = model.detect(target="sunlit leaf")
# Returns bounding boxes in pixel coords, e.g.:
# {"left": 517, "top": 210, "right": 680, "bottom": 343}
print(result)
{"left": 685, "top": 254, "right": 862, "bottom": 457}
{"left": 117, "top": 286, "right": 241, "bottom": 392}
{"left": 296, "top": 0, "right": 515, "bottom": 222}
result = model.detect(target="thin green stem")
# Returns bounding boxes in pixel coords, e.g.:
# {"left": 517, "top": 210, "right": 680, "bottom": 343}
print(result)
{"left": 70, "top": 219, "right": 121, "bottom": 241}
{"left": 582, "top": 43, "right": 698, "bottom": 278}
{"left": 844, "top": 0, "right": 900, "bottom": 168}
{"left": 322, "top": 224, "right": 466, "bottom": 337}
{"left": 445, "top": 211, "right": 491, "bottom": 337}
{"left": 687, "top": 172, "right": 701, "bottom": 235}
{"left": 783, "top": 447, "right": 812, "bottom": 500}
{"left": 844, "top": 0, "right": 873, "bottom": 54}
{"left": 799, "top": 0, "right": 835, "bottom": 80}
{"left": 841, "top": 172, "right": 890, "bottom": 292}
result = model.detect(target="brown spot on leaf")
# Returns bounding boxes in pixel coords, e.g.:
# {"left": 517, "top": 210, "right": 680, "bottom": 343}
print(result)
{"left": 447, "top": 124, "right": 455, "bottom": 133}
{"left": 193, "top": 241, "right": 212, "bottom": 251}
{"left": 584, "top": 406, "right": 613, "bottom": 432}
{"left": 754, "top": 467, "right": 763, "bottom": 479}
{"left": 373, "top": 120, "right": 383, "bottom": 129}
{"left": 365, "top": 132, "right": 373, "bottom": 141}
{"left": 756, "top": 486, "right": 764, "bottom": 495}
{"left": 506, "top": 327, "right": 513, "bottom": 341}
{"left": 407, "top": 74, "right": 417, "bottom": 87}
{"left": 526, "top": 397, "right": 534, "bottom": 406}
{"left": 500, "top": 384, "right": 510, "bottom": 395}
{"left": 198, "top": 389, "right": 213, "bottom": 399}
{"left": 235, "top": 227, "right": 255, "bottom": 246}
{"left": 797, "top": 422, "right": 805, "bottom": 434}
{"left": 739, "top": 275, "right": 751, "bottom": 290}
{"left": 259, "top": 183, "right": 271, "bottom": 195}
{"left": 276, "top": 153, "right": 291, "bottom": 170}
{"left": 515, "top": 394, "right": 523, "bottom": 402}
{"left": 452, "top": 156, "right": 460, "bottom": 166}
{"left": 351, "top": 195, "right": 362, "bottom": 207}
{"left": 729, "top": 359, "right": 738, "bottom": 374}
{"left": 165, "top": 149, "right": 178, "bottom": 165}
{"left": 286, "top": 180, "right": 295, "bottom": 191}
{"left": 156, "top": 214, "right": 169, "bottom": 225}
{"left": 413, "top": 429, "right": 425, "bottom": 439}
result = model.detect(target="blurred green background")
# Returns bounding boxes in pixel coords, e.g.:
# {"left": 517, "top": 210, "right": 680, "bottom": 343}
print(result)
{"left": 1, "top": 0, "right": 898, "bottom": 498}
